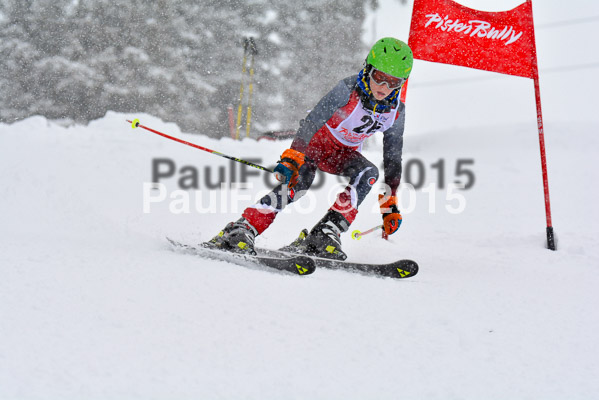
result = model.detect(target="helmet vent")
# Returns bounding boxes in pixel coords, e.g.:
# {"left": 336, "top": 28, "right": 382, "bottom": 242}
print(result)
{"left": 402, "top": 56, "right": 407, "bottom": 60}
{"left": 383, "top": 47, "right": 387, "bottom": 53}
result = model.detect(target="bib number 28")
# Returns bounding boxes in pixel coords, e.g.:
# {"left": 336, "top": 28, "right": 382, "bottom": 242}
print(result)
{"left": 353, "top": 115, "right": 383, "bottom": 134}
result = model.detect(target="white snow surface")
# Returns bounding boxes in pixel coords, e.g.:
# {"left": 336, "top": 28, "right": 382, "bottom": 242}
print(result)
{"left": 2, "top": 1, "right": 599, "bottom": 395}
{"left": 1, "top": 110, "right": 598, "bottom": 399}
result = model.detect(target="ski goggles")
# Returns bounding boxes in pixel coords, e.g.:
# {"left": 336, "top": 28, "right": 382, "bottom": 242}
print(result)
{"left": 370, "top": 68, "right": 406, "bottom": 90}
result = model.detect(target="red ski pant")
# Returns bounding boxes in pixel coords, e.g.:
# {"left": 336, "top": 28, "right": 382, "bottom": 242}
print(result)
{"left": 243, "top": 128, "right": 379, "bottom": 234}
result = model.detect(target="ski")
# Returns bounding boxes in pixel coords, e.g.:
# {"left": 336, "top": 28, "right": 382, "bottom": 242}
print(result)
{"left": 166, "top": 237, "right": 316, "bottom": 276}
{"left": 256, "top": 247, "right": 418, "bottom": 279}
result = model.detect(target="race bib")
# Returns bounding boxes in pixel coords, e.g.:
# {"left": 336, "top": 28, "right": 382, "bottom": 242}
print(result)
{"left": 327, "top": 93, "right": 399, "bottom": 147}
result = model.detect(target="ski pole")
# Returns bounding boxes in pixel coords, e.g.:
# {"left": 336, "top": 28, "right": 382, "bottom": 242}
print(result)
{"left": 235, "top": 37, "right": 250, "bottom": 140}
{"left": 127, "top": 119, "right": 274, "bottom": 173}
{"left": 245, "top": 37, "right": 258, "bottom": 138}
{"left": 351, "top": 225, "right": 383, "bottom": 240}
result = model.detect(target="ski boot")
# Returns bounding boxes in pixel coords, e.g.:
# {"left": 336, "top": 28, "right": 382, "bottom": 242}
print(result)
{"left": 279, "top": 228, "right": 309, "bottom": 254}
{"left": 303, "top": 210, "right": 349, "bottom": 261}
{"left": 207, "top": 218, "right": 258, "bottom": 255}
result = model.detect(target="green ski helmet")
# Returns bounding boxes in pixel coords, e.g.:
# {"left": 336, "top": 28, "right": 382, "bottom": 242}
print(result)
{"left": 366, "top": 37, "right": 413, "bottom": 79}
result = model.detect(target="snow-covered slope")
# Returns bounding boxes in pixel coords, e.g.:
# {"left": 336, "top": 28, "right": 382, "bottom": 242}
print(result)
{"left": 1, "top": 112, "right": 598, "bottom": 399}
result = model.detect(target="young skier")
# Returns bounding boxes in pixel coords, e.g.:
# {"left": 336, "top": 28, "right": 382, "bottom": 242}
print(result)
{"left": 210, "top": 37, "right": 413, "bottom": 260}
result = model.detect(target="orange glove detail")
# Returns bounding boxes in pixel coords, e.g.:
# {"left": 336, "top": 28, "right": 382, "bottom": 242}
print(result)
{"left": 379, "top": 194, "right": 403, "bottom": 235}
{"left": 273, "top": 148, "right": 305, "bottom": 188}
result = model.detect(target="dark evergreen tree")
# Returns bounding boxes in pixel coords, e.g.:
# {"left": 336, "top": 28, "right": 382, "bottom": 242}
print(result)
{"left": 0, "top": 0, "right": 369, "bottom": 137}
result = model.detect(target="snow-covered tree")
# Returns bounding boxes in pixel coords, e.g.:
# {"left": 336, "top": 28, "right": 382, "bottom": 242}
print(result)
{"left": 0, "top": 0, "right": 367, "bottom": 137}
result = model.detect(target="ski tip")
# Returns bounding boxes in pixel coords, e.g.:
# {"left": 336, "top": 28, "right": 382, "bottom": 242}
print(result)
{"left": 166, "top": 236, "right": 184, "bottom": 249}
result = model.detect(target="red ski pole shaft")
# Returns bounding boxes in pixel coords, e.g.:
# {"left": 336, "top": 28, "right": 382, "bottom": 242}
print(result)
{"left": 127, "top": 119, "right": 274, "bottom": 173}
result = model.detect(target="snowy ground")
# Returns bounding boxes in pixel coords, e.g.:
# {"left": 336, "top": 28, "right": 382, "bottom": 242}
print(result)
{"left": 2, "top": 0, "right": 599, "bottom": 396}
{"left": 1, "top": 111, "right": 598, "bottom": 399}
